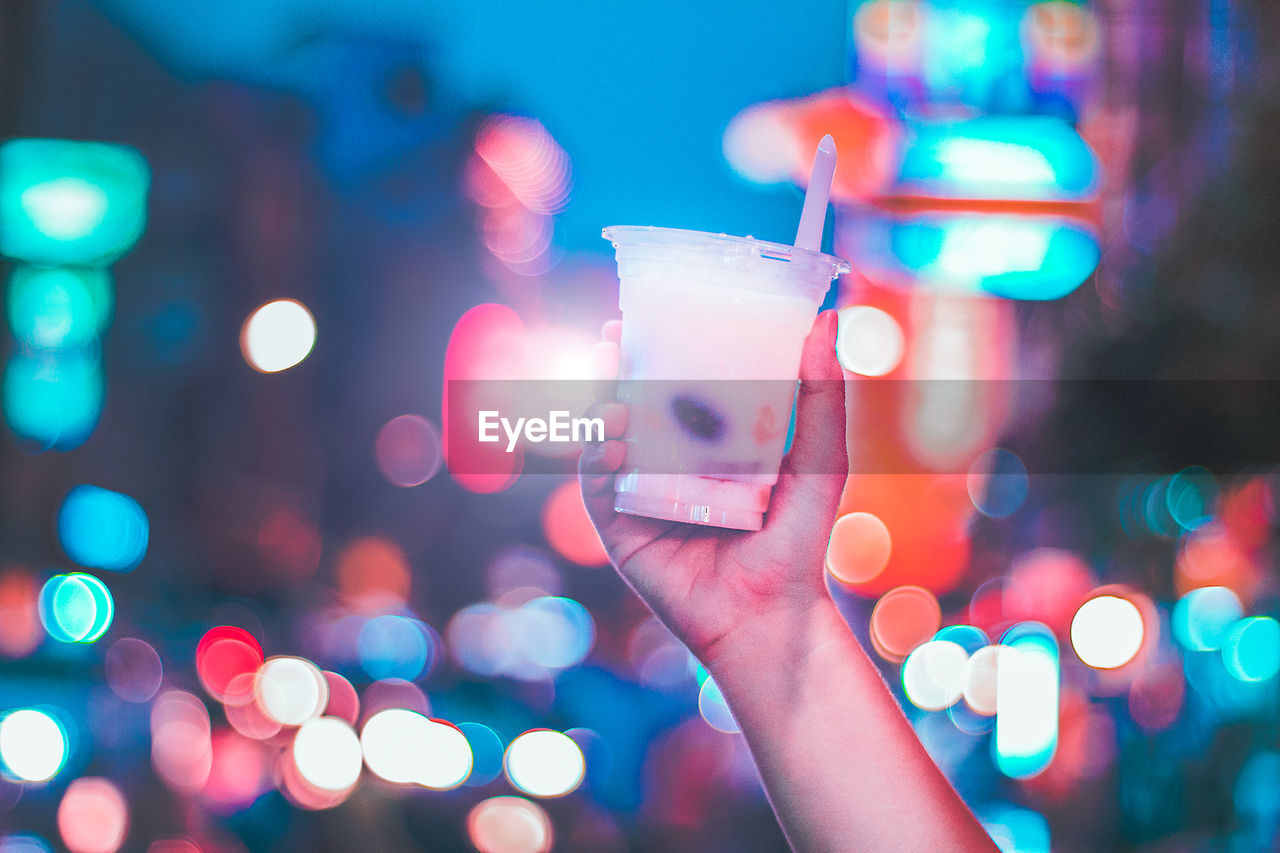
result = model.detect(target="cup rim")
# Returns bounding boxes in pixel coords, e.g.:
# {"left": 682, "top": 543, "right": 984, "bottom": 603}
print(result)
{"left": 602, "top": 225, "right": 851, "bottom": 276}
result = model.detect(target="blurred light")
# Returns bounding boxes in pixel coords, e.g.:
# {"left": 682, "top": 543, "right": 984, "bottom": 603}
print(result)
{"left": 835, "top": 306, "right": 904, "bottom": 376}
{"left": 962, "top": 645, "right": 1001, "bottom": 716}
{"left": 1070, "top": 596, "right": 1143, "bottom": 669}
{"left": 459, "top": 722, "right": 506, "bottom": 787}
{"left": 966, "top": 449, "right": 1028, "bottom": 519}
{"left": 293, "top": 717, "right": 362, "bottom": 792}
{"left": 869, "top": 586, "right": 941, "bottom": 661}
{"left": 3, "top": 351, "right": 103, "bottom": 449}
{"left": 505, "top": 730, "right": 584, "bottom": 798}
{"left": 357, "top": 615, "right": 432, "bottom": 681}
{"left": 335, "top": 536, "right": 410, "bottom": 611}
{"left": 150, "top": 691, "right": 211, "bottom": 793}
{"left": 698, "top": 678, "right": 740, "bottom": 734}
{"left": 361, "top": 678, "right": 430, "bottom": 722}
{"left": 515, "top": 597, "right": 594, "bottom": 669}
{"left": 486, "top": 546, "right": 563, "bottom": 599}
{"left": 722, "top": 105, "right": 799, "bottom": 184}
{"left": 1175, "top": 521, "right": 1256, "bottom": 597}
{"left": 898, "top": 117, "right": 1097, "bottom": 200}
{"left": 628, "top": 616, "right": 697, "bottom": 690}
{"left": 472, "top": 115, "right": 571, "bottom": 215}
{"left": 104, "top": 637, "right": 162, "bottom": 703}
{"left": 447, "top": 603, "right": 517, "bottom": 677}
{"left": 255, "top": 657, "right": 328, "bottom": 726}
{"left": 7, "top": 266, "right": 111, "bottom": 349}
{"left": 467, "top": 796, "right": 553, "bottom": 853}
{"left": 1172, "top": 586, "right": 1243, "bottom": 652}
{"left": 58, "top": 485, "right": 148, "bottom": 572}
{"left": 902, "top": 640, "right": 968, "bottom": 711}
{"left": 1002, "top": 549, "right": 1094, "bottom": 637}
{"left": 203, "top": 730, "right": 268, "bottom": 812}
{"left": 321, "top": 671, "right": 359, "bottom": 726}
{"left": 826, "top": 511, "right": 892, "bottom": 585}
{"left": 1165, "top": 467, "right": 1217, "bottom": 531}
{"left": 540, "top": 481, "right": 608, "bottom": 567}
{"left": 935, "top": 624, "right": 989, "bottom": 654}
{"left": 361, "top": 709, "right": 472, "bottom": 789}
{"left": 146, "top": 840, "right": 200, "bottom": 853}
{"left": 0, "top": 139, "right": 148, "bottom": 264}
{"left": 0, "top": 835, "right": 53, "bottom": 853}
{"left": 1222, "top": 617, "right": 1280, "bottom": 682}
{"left": 240, "top": 299, "right": 315, "bottom": 373}
{"left": 0, "top": 567, "right": 42, "bottom": 658}
{"left": 981, "top": 803, "right": 1051, "bottom": 853}
{"left": 196, "top": 626, "right": 263, "bottom": 704}
{"left": 994, "top": 625, "right": 1058, "bottom": 779}
{"left": 223, "top": 678, "right": 281, "bottom": 741}
{"left": 374, "top": 415, "right": 443, "bottom": 487}
{"left": 57, "top": 777, "right": 127, "bottom": 853}
{"left": 1128, "top": 662, "right": 1185, "bottom": 733}
{"left": 38, "top": 573, "right": 112, "bottom": 643}
{"left": 0, "top": 709, "right": 68, "bottom": 782}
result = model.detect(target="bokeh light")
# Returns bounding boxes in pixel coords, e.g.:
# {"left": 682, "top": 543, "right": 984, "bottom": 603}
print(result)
{"left": 321, "top": 671, "right": 360, "bottom": 726}
{"left": 0, "top": 708, "right": 68, "bottom": 782}
{"left": 1222, "top": 617, "right": 1280, "bottom": 682}
{"left": 963, "top": 645, "right": 1001, "bottom": 716}
{"left": 460, "top": 722, "right": 506, "bottom": 787}
{"left": 826, "top": 511, "right": 893, "bottom": 585}
{"left": 995, "top": 626, "right": 1059, "bottom": 779}
{"left": 698, "top": 678, "right": 740, "bottom": 734}
{"left": 540, "top": 481, "right": 608, "bottom": 567}
{"left": 255, "top": 656, "right": 328, "bottom": 726}
{"left": 104, "top": 637, "right": 163, "bottom": 702}
{"left": 1070, "top": 595, "right": 1144, "bottom": 669}
{"left": 7, "top": 265, "right": 111, "bottom": 349}
{"left": 966, "top": 448, "right": 1029, "bottom": 519}
{"left": 467, "top": 796, "right": 554, "bottom": 853}
{"left": 335, "top": 536, "right": 411, "bottom": 611}
{"left": 293, "top": 717, "right": 362, "bottom": 792}
{"left": 374, "top": 414, "right": 444, "bottom": 487}
{"left": 0, "top": 567, "right": 42, "bottom": 657}
{"left": 3, "top": 350, "right": 103, "bottom": 449}
{"left": 1173, "top": 586, "right": 1243, "bottom": 652}
{"left": 360, "top": 709, "right": 472, "bottom": 789}
{"left": 240, "top": 299, "right": 316, "bottom": 373}
{"left": 57, "top": 485, "right": 149, "bottom": 572}
{"left": 57, "top": 777, "right": 128, "bottom": 853}
{"left": 504, "top": 730, "right": 584, "bottom": 798}
{"left": 0, "top": 835, "right": 53, "bottom": 853}
{"left": 836, "top": 305, "right": 905, "bottom": 376}
{"left": 38, "top": 573, "right": 113, "bottom": 643}
{"left": 196, "top": 626, "right": 263, "bottom": 704}
{"left": 870, "top": 586, "right": 942, "bottom": 661}
{"left": 150, "top": 690, "right": 212, "bottom": 793}
{"left": 202, "top": 730, "right": 269, "bottom": 812}
{"left": 514, "top": 596, "right": 594, "bottom": 670}
{"left": 902, "top": 640, "right": 969, "bottom": 711}
{"left": 357, "top": 615, "right": 432, "bottom": 681}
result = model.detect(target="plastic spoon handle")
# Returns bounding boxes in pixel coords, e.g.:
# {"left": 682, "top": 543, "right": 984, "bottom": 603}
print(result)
{"left": 794, "top": 134, "right": 837, "bottom": 252}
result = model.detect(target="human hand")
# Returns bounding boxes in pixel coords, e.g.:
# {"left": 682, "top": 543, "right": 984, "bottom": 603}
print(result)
{"left": 578, "top": 310, "right": 848, "bottom": 667}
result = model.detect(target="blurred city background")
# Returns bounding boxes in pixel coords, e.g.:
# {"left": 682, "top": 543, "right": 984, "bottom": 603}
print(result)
{"left": 1, "top": 0, "right": 1279, "bottom": 851}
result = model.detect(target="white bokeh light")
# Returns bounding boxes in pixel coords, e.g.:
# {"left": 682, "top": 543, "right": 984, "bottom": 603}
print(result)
{"left": 293, "top": 717, "right": 362, "bottom": 791}
{"left": 241, "top": 299, "right": 316, "bottom": 373}
{"left": 255, "top": 657, "right": 328, "bottom": 726}
{"left": 361, "top": 709, "right": 473, "bottom": 789}
{"left": 901, "top": 640, "right": 968, "bottom": 711}
{"left": 1071, "top": 596, "right": 1144, "bottom": 669}
{"left": 467, "top": 796, "right": 553, "bottom": 853}
{"left": 504, "top": 730, "right": 584, "bottom": 798}
{"left": 836, "top": 305, "right": 905, "bottom": 377}
{"left": 962, "top": 645, "right": 1001, "bottom": 716}
{"left": 0, "top": 708, "right": 68, "bottom": 782}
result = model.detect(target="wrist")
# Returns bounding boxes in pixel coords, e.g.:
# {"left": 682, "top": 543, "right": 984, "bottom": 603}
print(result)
{"left": 700, "top": 593, "right": 856, "bottom": 687}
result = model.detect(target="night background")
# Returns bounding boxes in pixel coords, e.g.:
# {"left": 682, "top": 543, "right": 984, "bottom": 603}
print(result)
{"left": 2, "top": 0, "right": 1279, "bottom": 851}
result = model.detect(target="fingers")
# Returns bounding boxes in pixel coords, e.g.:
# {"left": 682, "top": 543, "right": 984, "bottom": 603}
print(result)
{"left": 602, "top": 319, "right": 622, "bottom": 345}
{"left": 591, "top": 340, "right": 621, "bottom": 400}
{"left": 768, "top": 310, "right": 848, "bottom": 527}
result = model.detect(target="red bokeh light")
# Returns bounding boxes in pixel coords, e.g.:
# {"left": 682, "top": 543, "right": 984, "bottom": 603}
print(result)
{"left": 541, "top": 480, "right": 608, "bottom": 567}
{"left": 196, "top": 626, "right": 264, "bottom": 704}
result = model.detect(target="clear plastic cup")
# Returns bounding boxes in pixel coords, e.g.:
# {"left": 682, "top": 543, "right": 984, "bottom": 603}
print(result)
{"left": 602, "top": 226, "right": 850, "bottom": 530}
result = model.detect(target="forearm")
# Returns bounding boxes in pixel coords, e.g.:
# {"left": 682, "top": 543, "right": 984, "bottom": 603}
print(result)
{"left": 705, "top": 598, "right": 997, "bottom": 853}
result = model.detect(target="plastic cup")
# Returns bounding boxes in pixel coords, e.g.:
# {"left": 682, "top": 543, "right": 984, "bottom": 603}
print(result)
{"left": 602, "top": 226, "right": 849, "bottom": 530}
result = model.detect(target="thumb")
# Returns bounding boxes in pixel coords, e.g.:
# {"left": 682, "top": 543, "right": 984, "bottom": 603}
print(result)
{"left": 767, "top": 310, "right": 848, "bottom": 526}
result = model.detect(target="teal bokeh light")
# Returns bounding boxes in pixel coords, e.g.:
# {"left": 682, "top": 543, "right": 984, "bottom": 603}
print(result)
{"left": 7, "top": 265, "right": 113, "bottom": 350}
{"left": 38, "top": 573, "right": 113, "bottom": 643}
{"left": 1223, "top": 617, "right": 1280, "bottom": 683}
{"left": 58, "top": 485, "right": 149, "bottom": 572}
{"left": 0, "top": 139, "right": 149, "bottom": 264}
{"left": 2, "top": 351, "right": 104, "bottom": 450}
{"left": 1173, "top": 587, "right": 1243, "bottom": 652}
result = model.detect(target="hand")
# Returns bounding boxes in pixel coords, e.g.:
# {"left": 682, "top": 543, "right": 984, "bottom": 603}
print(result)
{"left": 578, "top": 310, "right": 848, "bottom": 666}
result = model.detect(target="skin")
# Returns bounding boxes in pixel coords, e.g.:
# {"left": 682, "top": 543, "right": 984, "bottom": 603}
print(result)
{"left": 579, "top": 310, "right": 998, "bottom": 853}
